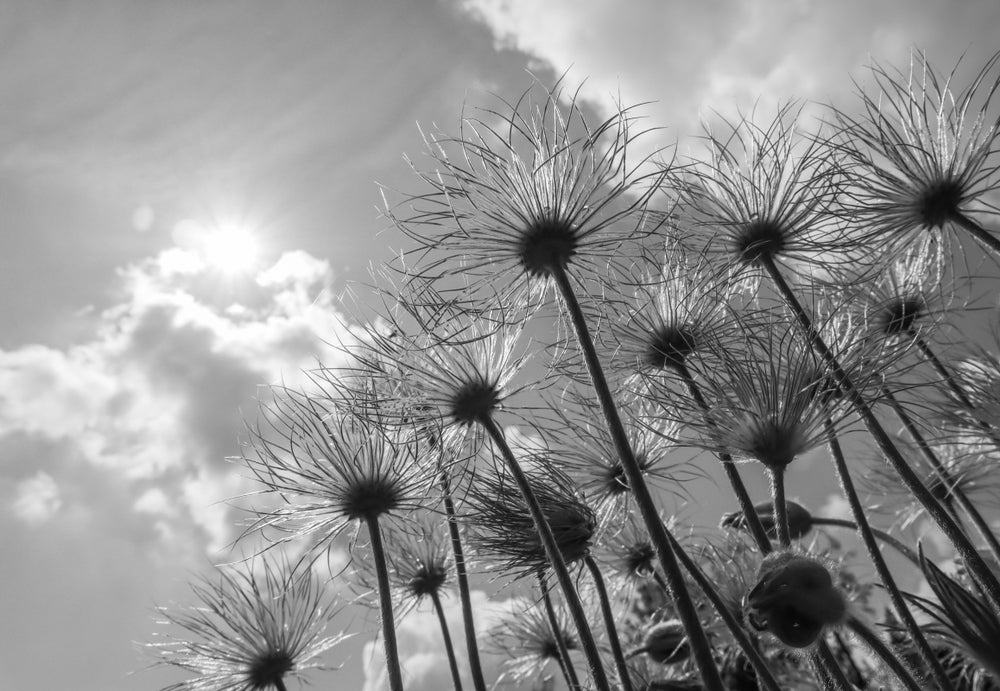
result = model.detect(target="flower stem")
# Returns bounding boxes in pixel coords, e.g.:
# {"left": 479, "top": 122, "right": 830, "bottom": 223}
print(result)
{"left": 480, "top": 415, "right": 610, "bottom": 691}
{"left": 539, "top": 575, "right": 582, "bottom": 691}
{"left": 584, "top": 554, "right": 634, "bottom": 691}
{"left": 832, "top": 631, "right": 865, "bottom": 688}
{"left": 809, "top": 517, "right": 919, "bottom": 565}
{"left": 365, "top": 515, "right": 405, "bottom": 691}
{"left": 430, "top": 590, "right": 464, "bottom": 691}
{"left": 440, "top": 469, "right": 488, "bottom": 691}
{"left": 675, "top": 361, "right": 773, "bottom": 552}
{"left": 768, "top": 468, "right": 791, "bottom": 547}
{"left": 847, "top": 618, "right": 923, "bottom": 691}
{"left": 759, "top": 253, "right": 1000, "bottom": 615}
{"left": 665, "top": 531, "right": 784, "bottom": 691}
{"left": 811, "top": 644, "right": 855, "bottom": 691}
{"left": 885, "top": 388, "right": 1000, "bottom": 567}
{"left": 824, "top": 417, "right": 954, "bottom": 691}
{"left": 549, "top": 262, "right": 725, "bottom": 691}
{"left": 955, "top": 212, "right": 1000, "bottom": 257}
{"left": 274, "top": 678, "right": 288, "bottom": 691}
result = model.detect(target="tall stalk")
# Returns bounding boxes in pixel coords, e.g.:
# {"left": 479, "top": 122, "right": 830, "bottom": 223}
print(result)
{"left": 430, "top": 590, "right": 464, "bottom": 691}
{"left": 584, "top": 554, "right": 634, "bottom": 691}
{"left": 675, "top": 361, "right": 773, "bottom": 552}
{"left": 365, "top": 515, "right": 405, "bottom": 691}
{"left": 768, "top": 469, "right": 791, "bottom": 547}
{"left": 823, "top": 417, "right": 954, "bottom": 691}
{"left": 808, "top": 517, "right": 919, "bottom": 565}
{"left": 550, "top": 262, "right": 725, "bottom": 691}
{"left": 847, "top": 618, "right": 924, "bottom": 691}
{"left": 759, "top": 254, "right": 1000, "bottom": 614}
{"left": 439, "top": 469, "right": 488, "bottom": 691}
{"left": 479, "top": 416, "right": 610, "bottom": 691}
{"left": 539, "top": 576, "right": 582, "bottom": 691}
{"left": 955, "top": 212, "right": 1000, "bottom": 257}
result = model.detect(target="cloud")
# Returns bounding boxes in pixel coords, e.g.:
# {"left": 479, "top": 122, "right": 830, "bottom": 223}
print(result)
{"left": 11, "top": 471, "right": 61, "bottom": 524}
{"left": 460, "top": 0, "right": 1000, "bottom": 140}
{"left": 361, "top": 590, "right": 524, "bottom": 691}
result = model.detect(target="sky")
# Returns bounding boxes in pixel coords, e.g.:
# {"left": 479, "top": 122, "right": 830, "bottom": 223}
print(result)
{"left": 2, "top": 1, "right": 999, "bottom": 690}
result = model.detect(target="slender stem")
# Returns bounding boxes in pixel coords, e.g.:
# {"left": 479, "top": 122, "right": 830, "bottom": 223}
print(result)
{"left": 823, "top": 417, "right": 954, "bottom": 691}
{"left": 584, "top": 555, "right": 634, "bottom": 691}
{"left": 847, "top": 618, "right": 924, "bottom": 691}
{"left": 273, "top": 678, "right": 288, "bottom": 691}
{"left": 479, "top": 416, "right": 610, "bottom": 691}
{"left": 430, "top": 590, "right": 465, "bottom": 691}
{"left": 833, "top": 631, "right": 865, "bottom": 688}
{"left": 550, "top": 263, "right": 725, "bottom": 691}
{"left": 440, "top": 469, "right": 488, "bottom": 691}
{"left": 810, "top": 517, "right": 919, "bottom": 565}
{"left": 955, "top": 212, "right": 1000, "bottom": 257}
{"left": 769, "top": 468, "right": 791, "bottom": 547}
{"left": 760, "top": 253, "right": 1000, "bottom": 615}
{"left": 676, "top": 361, "right": 773, "bottom": 553}
{"left": 885, "top": 388, "right": 1000, "bottom": 567}
{"left": 812, "top": 644, "right": 856, "bottom": 691}
{"left": 665, "top": 531, "right": 784, "bottom": 691}
{"left": 365, "top": 515, "right": 405, "bottom": 691}
{"left": 539, "top": 576, "right": 582, "bottom": 691}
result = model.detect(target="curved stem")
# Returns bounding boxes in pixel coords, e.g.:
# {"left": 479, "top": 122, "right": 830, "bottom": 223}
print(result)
{"left": 430, "top": 591, "right": 464, "bottom": 691}
{"left": 676, "top": 361, "right": 773, "bottom": 553}
{"left": 760, "top": 253, "right": 1000, "bottom": 615}
{"left": 885, "top": 388, "right": 1000, "bottom": 569}
{"left": 955, "top": 212, "right": 1000, "bottom": 257}
{"left": 273, "top": 677, "right": 288, "bottom": 691}
{"left": 665, "top": 531, "right": 784, "bottom": 691}
{"left": 550, "top": 262, "right": 725, "bottom": 691}
{"left": 539, "top": 575, "right": 582, "bottom": 691}
{"left": 809, "top": 517, "right": 919, "bottom": 565}
{"left": 584, "top": 555, "right": 634, "bottom": 691}
{"left": 847, "top": 618, "right": 923, "bottom": 691}
{"left": 440, "top": 469, "right": 488, "bottom": 691}
{"left": 768, "top": 468, "right": 791, "bottom": 547}
{"left": 365, "top": 515, "right": 405, "bottom": 691}
{"left": 824, "top": 418, "right": 953, "bottom": 691}
{"left": 479, "top": 416, "right": 610, "bottom": 691}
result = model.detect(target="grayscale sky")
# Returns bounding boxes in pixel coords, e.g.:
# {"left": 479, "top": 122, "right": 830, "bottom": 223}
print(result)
{"left": 1, "top": 1, "right": 998, "bottom": 689}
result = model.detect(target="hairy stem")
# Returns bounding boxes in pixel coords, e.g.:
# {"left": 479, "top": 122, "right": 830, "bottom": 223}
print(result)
{"left": 480, "top": 416, "right": 610, "bottom": 691}
{"left": 768, "top": 468, "right": 791, "bottom": 547}
{"left": 431, "top": 590, "right": 465, "bottom": 691}
{"left": 676, "top": 361, "right": 773, "bottom": 552}
{"left": 955, "top": 212, "right": 1000, "bottom": 257}
{"left": 365, "top": 515, "right": 405, "bottom": 691}
{"left": 274, "top": 677, "right": 287, "bottom": 691}
{"left": 811, "top": 644, "right": 856, "bottom": 691}
{"left": 440, "top": 469, "right": 488, "bottom": 691}
{"left": 550, "top": 262, "right": 725, "bottom": 691}
{"left": 833, "top": 630, "right": 865, "bottom": 688}
{"left": 824, "top": 418, "right": 954, "bottom": 691}
{"left": 847, "top": 618, "right": 923, "bottom": 691}
{"left": 584, "top": 555, "right": 634, "bottom": 691}
{"left": 539, "top": 576, "right": 582, "bottom": 691}
{"left": 760, "top": 253, "right": 1000, "bottom": 615}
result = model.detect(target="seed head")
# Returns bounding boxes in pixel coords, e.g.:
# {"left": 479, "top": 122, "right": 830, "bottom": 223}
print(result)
{"left": 638, "top": 619, "right": 691, "bottom": 665}
{"left": 721, "top": 500, "right": 814, "bottom": 542}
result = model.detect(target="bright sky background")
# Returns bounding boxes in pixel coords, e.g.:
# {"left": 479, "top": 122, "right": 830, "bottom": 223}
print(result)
{"left": 2, "top": 2, "right": 999, "bottom": 690}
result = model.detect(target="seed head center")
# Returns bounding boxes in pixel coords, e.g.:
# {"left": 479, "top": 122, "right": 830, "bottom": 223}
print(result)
{"left": 518, "top": 217, "right": 579, "bottom": 277}
{"left": 248, "top": 650, "right": 294, "bottom": 689}
{"left": 645, "top": 325, "right": 697, "bottom": 370}
{"left": 449, "top": 379, "right": 502, "bottom": 425}
{"left": 734, "top": 219, "right": 786, "bottom": 264}
{"left": 918, "top": 178, "right": 963, "bottom": 229}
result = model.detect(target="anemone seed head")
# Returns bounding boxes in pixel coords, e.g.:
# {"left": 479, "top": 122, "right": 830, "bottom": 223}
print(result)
{"left": 147, "top": 557, "right": 346, "bottom": 691}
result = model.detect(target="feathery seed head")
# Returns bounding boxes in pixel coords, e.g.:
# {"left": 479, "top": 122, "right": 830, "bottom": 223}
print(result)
{"left": 491, "top": 597, "right": 580, "bottom": 686}
{"left": 639, "top": 619, "right": 691, "bottom": 665}
{"left": 147, "top": 558, "right": 344, "bottom": 691}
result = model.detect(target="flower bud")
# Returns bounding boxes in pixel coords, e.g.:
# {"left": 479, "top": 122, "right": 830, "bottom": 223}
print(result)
{"left": 639, "top": 619, "right": 690, "bottom": 664}
{"left": 744, "top": 552, "right": 846, "bottom": 648}
{"left": 721, "top": 501, "right": 813, "bottom": 541}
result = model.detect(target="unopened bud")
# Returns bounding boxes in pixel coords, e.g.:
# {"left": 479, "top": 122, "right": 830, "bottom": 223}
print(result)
{"left": 744, "top": 552, "right": 846, "bottom": 648}
{"left": 721, "top": 500, "right": 813, "bottom": 541}
{"left": 639, "top": 619, "right": 690, "bottom": 665}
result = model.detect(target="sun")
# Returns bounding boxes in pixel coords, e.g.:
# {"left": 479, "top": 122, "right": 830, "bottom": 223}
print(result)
{"left": 202, "top": 224, "right": 260, "bottom": 274}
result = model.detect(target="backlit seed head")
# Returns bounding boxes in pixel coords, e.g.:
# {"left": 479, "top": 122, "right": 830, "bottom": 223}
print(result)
{"left": 916, "top": 178, "right": 964, "bottom": 230}
{"left": 745, "top": 552, "right": 847, "bottom": 648}
{"left": 733, "top": 219, "right": 787, "bottom": 265}
{"left": 645, "top": 325, "right": 699, "bottom": 370}
{"left": 517, "top": 217, "right": 580, "bottom": 277}
{"left": 448, "top": 378, "right": 503, "bottom": 426}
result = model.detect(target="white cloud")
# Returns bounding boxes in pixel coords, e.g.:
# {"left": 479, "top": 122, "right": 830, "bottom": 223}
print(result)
{"left": 11, "top": 471, "right": 61, "bottom": 524}
{"left": 361, "top": 590, "right": 524, "bottom": 691}
{"left": 818, "top": 492, "right": 851, "bottom": 521}
{"left": 461, "top": 0, "right": 1000, "bottom": 142}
